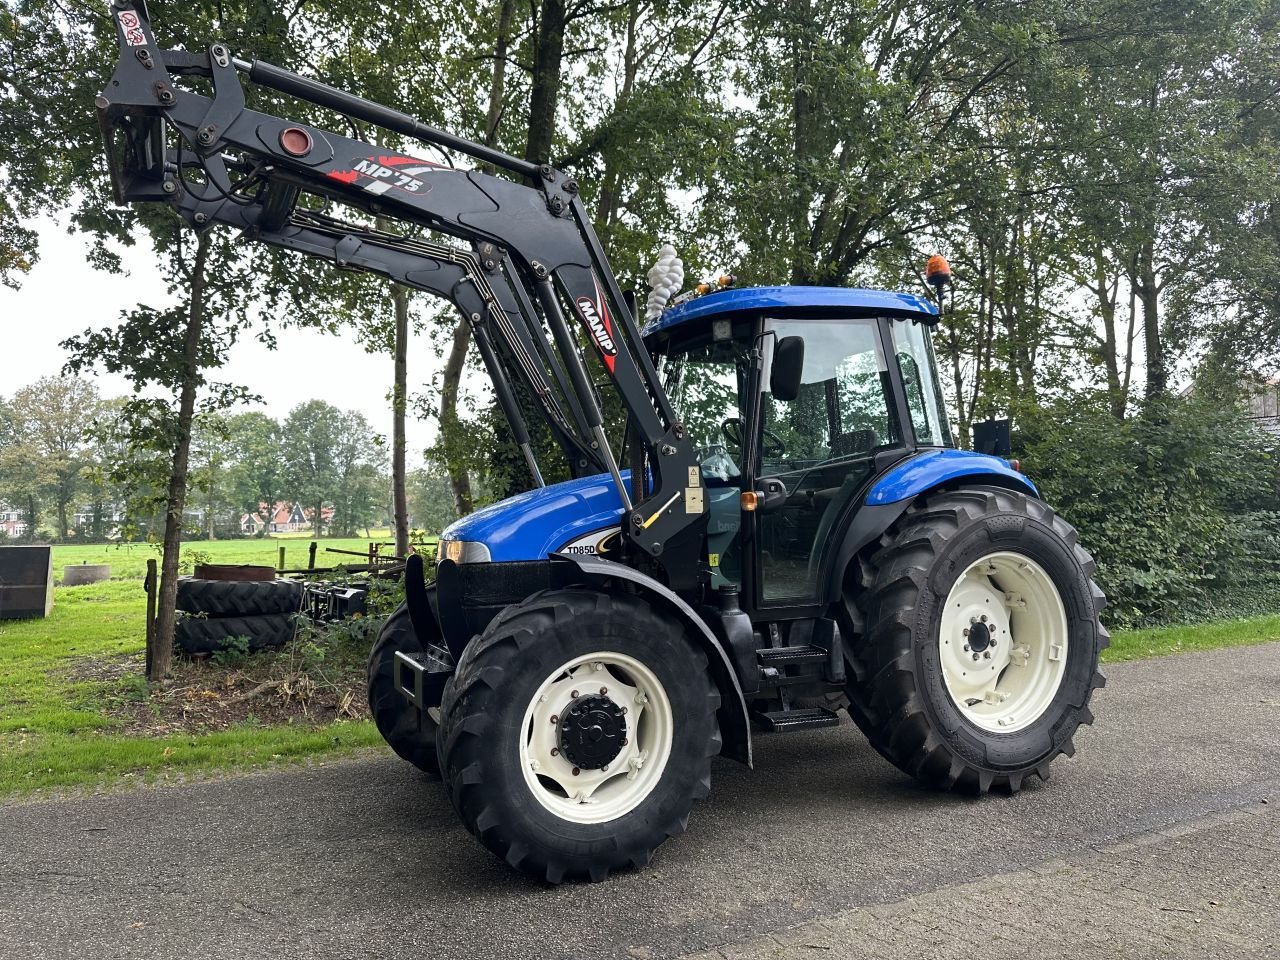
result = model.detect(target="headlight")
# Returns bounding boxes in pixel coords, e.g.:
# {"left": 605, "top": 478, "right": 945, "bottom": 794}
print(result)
{"left": 440, "top": 539, "right": 492, "bottom": 564}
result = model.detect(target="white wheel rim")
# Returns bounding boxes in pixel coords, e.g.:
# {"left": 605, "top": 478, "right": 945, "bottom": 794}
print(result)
{"left": 939, "top": 552, "right": 1069, "bottom": 733}
{"left": 519, "top": 651, "right": 674, "bottom": 825}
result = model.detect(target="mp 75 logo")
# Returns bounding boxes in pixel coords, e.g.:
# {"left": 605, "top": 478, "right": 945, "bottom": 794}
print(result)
{"left": 327, "top": 156, "right": 444, "bottom": 196}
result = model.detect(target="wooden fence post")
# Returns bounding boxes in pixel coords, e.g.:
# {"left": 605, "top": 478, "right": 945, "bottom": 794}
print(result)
{"left": 308, "top": 541, "right": 317, "bottom": 570}
{"left": 277, "top": 545, "right": 286, "bottom": 572}
{"left": 144, "top": 559, "right": 158, "bottom": 679}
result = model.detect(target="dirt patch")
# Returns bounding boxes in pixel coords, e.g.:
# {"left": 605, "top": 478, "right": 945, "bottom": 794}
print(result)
{"left": 83, "top": 635, "right": 372, "bottom": 737}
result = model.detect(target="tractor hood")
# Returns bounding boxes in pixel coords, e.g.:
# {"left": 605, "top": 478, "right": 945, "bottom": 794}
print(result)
{"left": 439, "top": 471, "right": 631, "bottom": 563}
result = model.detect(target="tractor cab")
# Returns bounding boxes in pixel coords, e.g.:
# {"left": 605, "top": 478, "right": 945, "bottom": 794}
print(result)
{"left": 645, "top": 285, "right": 949, "bottom": 611}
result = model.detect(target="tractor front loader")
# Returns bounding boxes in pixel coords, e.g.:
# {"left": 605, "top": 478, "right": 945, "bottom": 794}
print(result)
{"left": 96, "top": 1, "right": 1108, "bottom": 884}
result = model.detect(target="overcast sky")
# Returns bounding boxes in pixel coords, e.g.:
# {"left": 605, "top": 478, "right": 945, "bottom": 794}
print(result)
{"left": 1, "top": 216, "right": 461, "bottom": 460}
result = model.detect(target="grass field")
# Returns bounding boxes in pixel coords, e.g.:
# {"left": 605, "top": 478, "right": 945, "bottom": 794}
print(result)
{"left": 1, "top": 548, "right": 1278, "bottom": 796}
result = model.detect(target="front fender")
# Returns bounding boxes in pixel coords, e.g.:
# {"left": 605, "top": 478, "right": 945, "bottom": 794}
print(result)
{"left": 550, "top": 553, "right": 752, "bottom": 767}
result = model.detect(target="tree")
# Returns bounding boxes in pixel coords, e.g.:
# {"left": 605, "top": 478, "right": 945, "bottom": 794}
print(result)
{"left": 5, "top": 376, "right": 100, "bottom": 540}
{"left": 407, "top": 460, "right": 459, "bottom": 535}
{"left": 282, "top": 401, "right": 346, "bottom": 537}
{"left": 189, "top": 413, "right": 237, "bottom": 539}
{"left": 0, "top": 441, "right": 53, "bottom": 542}
{"left": 227, "top": 412, "right": 285, "bottom": 527}
{"left": 330, "top": 410, "right": 387, "bottom": 537}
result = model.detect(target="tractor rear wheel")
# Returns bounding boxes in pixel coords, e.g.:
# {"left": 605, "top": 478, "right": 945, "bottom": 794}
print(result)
{"left": 367, "top": 601, "right": 442, "bottom": 778}
{"left": 436, "top": 589, "right": 721, "bottom": 883}
{"left": 846, "top": 486, "right": 1107, "bottom": 793}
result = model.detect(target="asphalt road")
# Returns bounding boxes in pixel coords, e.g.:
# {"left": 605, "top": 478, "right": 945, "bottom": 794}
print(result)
{"left": 1, "top": 643, "right": 1277, "bottom": 960}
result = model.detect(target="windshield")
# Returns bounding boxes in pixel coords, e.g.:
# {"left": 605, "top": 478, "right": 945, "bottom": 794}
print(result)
{"left": 760, "top": 316, "right": 900, "bottom": 475}
{"left": 890, "top": 318, "right": 951, "bottom": 446}
{"left": 662, "top": 338, "right": 750, "bottom": 482}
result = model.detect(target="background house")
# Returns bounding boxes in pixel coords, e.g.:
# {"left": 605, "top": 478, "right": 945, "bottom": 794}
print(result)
{"left": 240, "top": 502, "right": 335, "bottom": 535}
{"left": 0, "top": 504, "right": 27, "bottom": 539}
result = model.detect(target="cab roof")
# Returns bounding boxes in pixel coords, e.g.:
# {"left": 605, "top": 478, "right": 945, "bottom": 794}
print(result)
{"left": 641, "top": 285, "right": 939, "bottom": 337}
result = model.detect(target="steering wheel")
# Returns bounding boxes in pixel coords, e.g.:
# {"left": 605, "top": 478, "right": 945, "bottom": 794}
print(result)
{"left": 721, "top": 417, "right": 787, "bottom": 459}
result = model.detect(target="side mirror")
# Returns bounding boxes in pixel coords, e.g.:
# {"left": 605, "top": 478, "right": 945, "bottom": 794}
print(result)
{"left": 770, "top": 336, "right": 805, "bottom": 402}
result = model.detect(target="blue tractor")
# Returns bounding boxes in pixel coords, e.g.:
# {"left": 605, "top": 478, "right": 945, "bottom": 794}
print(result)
{"left": 97, "top": 2, "right": 1107, "bottom": 884}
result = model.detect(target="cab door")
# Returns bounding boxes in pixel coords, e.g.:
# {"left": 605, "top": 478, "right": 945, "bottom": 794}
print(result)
{"left": 750, "top": 316, "right": 903, "bottom": 607}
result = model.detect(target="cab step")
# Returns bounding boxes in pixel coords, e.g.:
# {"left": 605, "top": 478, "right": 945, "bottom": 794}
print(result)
{"left": 756, "top": 644, "right": 828, "bottom": 665}
{"left": 752, "top": 706, "right": 841, "bottom": 732}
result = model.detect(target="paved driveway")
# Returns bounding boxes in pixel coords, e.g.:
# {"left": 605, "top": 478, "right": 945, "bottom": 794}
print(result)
{"left": 1, "top": 643, "right": 1276, "bottom": 959}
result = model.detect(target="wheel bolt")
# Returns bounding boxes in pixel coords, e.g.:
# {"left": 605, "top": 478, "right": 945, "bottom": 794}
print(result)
{"left": 621, "top": 737, "right": 628, "bottom": 746}
{"left": 620, "top": 706, "right": 628, "bottom": 715}
{"left": 550, "top": 715, "right": 558, "bottom": 725}
{"left": 571, "top": 767, "right": 581, "bottom": 776}
{"left": 972, "top": 653, "right": 979, "bottom": 661}
{"left": 983, "top": 651, "right": 991, "bottom": 659}
{"left": 963, "top": 628, "right": 970, "bottom": 637}
{"left": 989, "top": 639, "right": 997, "bottom": 647}
{"left": 599, "top": 687, "right": 608, "bottom": 695}
{"left": 963, "top": 644, "right": 971, "bottom": 652}
{"left": 571, "top": 690, "right": 579, "bottom": 698}
{"left": 980, "top": 614, "right": 988, "bottom": 622}
{"left": 550, "top": 747, "right": 559, "bottom": 757}
{"left": 601, "top": 763, "right": 609, "bottom": 772}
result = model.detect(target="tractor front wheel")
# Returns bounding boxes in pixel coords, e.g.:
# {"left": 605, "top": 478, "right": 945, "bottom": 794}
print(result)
{"left": 367, "top": 601, "right": 442, "bottom": 778}
{"left": 436, "top": 589, "right": 721, "bottom": 883}
{"left": 847, "top": 486, "right": 1107, "bottom": 793}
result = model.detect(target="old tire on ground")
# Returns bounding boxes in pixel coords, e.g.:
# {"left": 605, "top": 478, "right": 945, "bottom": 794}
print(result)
{"left": 176, "top": 577, "right": 304, "bottom": 617}
{"left": 845, "top": 486, "right": 1107, "bottom": 793}
{"left": 436, "top": 589, "right": 721, "bottom": 883}
{"left": 174, "top": 612, "right": 297, "bottom": 655}
{"left": 367, "top": 600, "right": 444, "bottom": 778}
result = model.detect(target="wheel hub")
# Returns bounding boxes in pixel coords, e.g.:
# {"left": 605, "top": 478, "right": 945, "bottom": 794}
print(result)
{"left": 558, "top": 695, "right": 627, "bottom": 770}
{"left": 967, "top": 619, "right": 992, "bottom": 653}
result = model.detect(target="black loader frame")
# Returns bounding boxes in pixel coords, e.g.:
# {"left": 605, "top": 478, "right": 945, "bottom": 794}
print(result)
{"left": 96, "top": 1, "right": 708, "bottom": 590}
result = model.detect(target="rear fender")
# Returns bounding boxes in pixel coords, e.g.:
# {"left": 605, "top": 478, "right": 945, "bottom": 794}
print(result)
{"left": 825, "top": 460, "right": 1040, "bottom": 603}
{"left": 550, "top": 553, "right": 752, "bottom": 767}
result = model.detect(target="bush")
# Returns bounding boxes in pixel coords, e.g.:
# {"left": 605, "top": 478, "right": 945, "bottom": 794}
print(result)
{"left": 1015, "top": 392, "right": 1280, "bottom": 628}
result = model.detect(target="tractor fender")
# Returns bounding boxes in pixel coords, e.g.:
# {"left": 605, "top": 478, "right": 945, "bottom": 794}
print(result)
{"left": 550, "top": 553, "right": 752, "bottom": 767}
{"left": 824, "top": 452, "right": 1040, "bottom": 602}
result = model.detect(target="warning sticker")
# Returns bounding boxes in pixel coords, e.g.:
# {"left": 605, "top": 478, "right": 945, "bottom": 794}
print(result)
{"left": 117, "top": 10, "right": 146, "bottom": 46}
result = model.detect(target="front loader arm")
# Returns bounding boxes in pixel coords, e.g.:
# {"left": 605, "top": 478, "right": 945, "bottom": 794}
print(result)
{"left": 96, "top": 2, "right": 709, "bottom": 589}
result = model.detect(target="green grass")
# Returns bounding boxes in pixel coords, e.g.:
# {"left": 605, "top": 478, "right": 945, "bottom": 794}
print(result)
{"left": 51, "top": 534, "right": 401, "bottom": 582}
{"left": 1104, "top": 613, "right": 1280, "bottom": 663}
{"left": 0, "top": 577, "right": 380, "bottom": 794}
{"left": 0, "top": 569, "right": 1277, "bottom": 797}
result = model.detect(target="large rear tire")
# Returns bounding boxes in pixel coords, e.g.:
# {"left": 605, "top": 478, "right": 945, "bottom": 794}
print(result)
{"left": 367, "top": 601, "right": 442, "bottom": 778}
{"left": 846, "top": 486, "right": 1107, "bottom": 793}
{"left": 436, "top": 589, "right": 721, "bottom": 883}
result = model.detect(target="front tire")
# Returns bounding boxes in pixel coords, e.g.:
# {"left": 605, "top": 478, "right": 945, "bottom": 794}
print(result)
{"left": 368, "top": 601, "right": 443, "bottom": 778}
{"left": 847, "top": 486, "right": 1107, "bottom": 793}
{"left": 436, "top": 589, "right": 721, "bottom": 883}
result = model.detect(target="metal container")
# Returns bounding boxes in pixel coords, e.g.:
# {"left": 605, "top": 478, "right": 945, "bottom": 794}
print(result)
{"left": 0, "top": 546, "right": 54, "bottom": 619}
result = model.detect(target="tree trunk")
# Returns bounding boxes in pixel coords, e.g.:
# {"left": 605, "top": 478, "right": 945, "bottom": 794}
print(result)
{"left": 314, "top": 501, "right": 324, "bottom": 538}
{"left": 432, "top": 1, "right": 514, "bottom": 516}
{"left": 56, "top": 498, "right": 68, "bottom": 543}
{"left": 525, "top": 0, "right": 567, "bottom": 164}
{"left": 485, "top": 0, "right": 515, "bottom": 146}
{"left": 1136, "top": 239, "right": 1165, "bottom": 399}
{"left": 391, "top": 283, "right": 411, "bottom": 556}
{"left": 1093, "top": 251, "right": 1126, "bottom": 419}
{"left": 439, "top": 316, "right": 475, "bottom": 515}
{"left": 150, "top": 232, "right": 211, "bottom": 682}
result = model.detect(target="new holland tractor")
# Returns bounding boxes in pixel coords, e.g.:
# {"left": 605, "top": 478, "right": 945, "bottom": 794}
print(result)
{"left": 96, "top": 2, "right": 1107, "bottom": 883}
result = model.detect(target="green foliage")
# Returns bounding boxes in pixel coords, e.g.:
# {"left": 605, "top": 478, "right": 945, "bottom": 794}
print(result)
{"left": 1017, "top": 392, "right": 1280, "bottom": 627}
{"left": 210, "top": 634, "right": 252, "bottom": 668}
